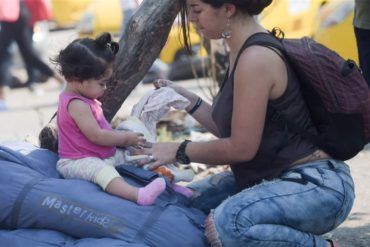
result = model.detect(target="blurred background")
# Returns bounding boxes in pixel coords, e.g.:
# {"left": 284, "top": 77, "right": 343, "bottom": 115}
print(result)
{"left": 0, "top": 0, "right": 358, "bottom": 141}
{"left": 9, "top": 0, "right": 358, "bottom": 88}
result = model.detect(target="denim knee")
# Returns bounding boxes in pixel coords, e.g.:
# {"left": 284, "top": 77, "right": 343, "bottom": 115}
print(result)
{"left": 189, "top": 171, "right": 239, "bottom": 214}
{"left": 210, "top": 192, "right": 256, "bottom": 246}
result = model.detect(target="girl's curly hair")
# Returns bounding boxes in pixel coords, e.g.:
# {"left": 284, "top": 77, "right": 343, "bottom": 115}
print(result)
{"left": 52, "top": 32, "right": 119, "bottom": 82}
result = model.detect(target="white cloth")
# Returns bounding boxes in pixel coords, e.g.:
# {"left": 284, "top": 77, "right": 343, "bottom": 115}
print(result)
{"left": 116, "top": 87, "right": 194, "bottom": 183}
{"left": 130, "top": 87, "right": 190, "bottom": 139}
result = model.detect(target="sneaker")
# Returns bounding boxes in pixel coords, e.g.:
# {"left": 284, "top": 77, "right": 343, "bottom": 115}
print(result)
{"left": 28, "top": 84, "right": 45, "bottom": 96}
{"left": 0, "top": 100, "right": 8, "bottom": 111}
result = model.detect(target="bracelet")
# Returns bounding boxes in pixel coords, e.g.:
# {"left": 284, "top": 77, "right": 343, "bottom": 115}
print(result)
{"left": 175, "top": 140, "right": 191, "bottom": 164}
{"left": 187, "top": 97, "right": 203, "bottom": 115}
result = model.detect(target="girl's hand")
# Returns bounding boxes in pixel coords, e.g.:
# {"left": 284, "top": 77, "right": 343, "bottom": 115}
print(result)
{"left": 130, "top": 142, "right": 180, "bottom": 170}
{"left": 122, "top": 131, "right": 146, "bottom": 148}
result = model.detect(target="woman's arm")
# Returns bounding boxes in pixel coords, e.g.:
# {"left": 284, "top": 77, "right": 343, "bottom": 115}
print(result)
{"left": 143, "top": 46, "right": 287, "bottom": 168}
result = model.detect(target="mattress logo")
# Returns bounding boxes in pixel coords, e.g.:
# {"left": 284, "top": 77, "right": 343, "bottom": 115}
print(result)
{"left": 41, "top": 196, "right": 118, "bottom": 229}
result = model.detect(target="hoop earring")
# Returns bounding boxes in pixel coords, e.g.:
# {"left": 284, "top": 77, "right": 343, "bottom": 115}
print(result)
{"left": 221, "top": 18, "right": 232, "bottom": 39}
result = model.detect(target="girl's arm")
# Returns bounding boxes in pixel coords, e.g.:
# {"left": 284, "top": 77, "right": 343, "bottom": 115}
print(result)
{"left": 68, "top": 99, "right": 144, "bottom": 148}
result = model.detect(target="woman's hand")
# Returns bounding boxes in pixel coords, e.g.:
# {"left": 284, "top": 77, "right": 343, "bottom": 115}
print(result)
{"left": 154, "top": 79, "right": 189, "bottom": 96}
{"left": 154, "top": 79, "right": 201, "bottom": 112}
{"left": 154, "top": 78, "right": 175, "bottom": 89}
{"left": 130, "top": 142, "right": 180, "bottom": 170}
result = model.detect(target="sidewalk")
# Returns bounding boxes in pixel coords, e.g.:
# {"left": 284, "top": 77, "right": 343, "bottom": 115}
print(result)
{"left": 0, "top": 77, "right": 213, "bottom": 142}
{"left": 0, "top": 79, "right": 369, "bottom": 246}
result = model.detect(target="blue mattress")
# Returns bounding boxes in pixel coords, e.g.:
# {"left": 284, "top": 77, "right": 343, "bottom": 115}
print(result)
{"left": 0, "top": 141, "right": 209, "bottom": 246}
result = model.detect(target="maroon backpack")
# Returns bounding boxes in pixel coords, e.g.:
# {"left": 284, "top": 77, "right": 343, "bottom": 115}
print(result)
{"left": 245, "top": 32, "right": 370, "bottom": 160}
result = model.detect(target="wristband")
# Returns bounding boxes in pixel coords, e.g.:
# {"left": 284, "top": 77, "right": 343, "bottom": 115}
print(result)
{"left": 176, "top": 140, "right": 191, "bottom": 164}
{"left": 187, "top": 97, "right": 203, "bottom": 115}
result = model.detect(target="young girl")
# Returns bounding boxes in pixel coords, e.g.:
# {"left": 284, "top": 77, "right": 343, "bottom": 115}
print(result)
{"left": 54, "top": 32, "right": 165, "bottom": 206}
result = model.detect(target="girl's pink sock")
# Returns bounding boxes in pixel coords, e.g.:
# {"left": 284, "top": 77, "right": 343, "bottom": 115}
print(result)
{"left": 172, "top": 183, "right": 194, "bottom": 198}
{"left": 137, "top": 177, "right": 166, "bottom": 206}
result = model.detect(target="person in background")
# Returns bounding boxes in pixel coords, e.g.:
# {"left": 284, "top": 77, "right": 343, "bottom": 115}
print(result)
{"left": 119, "top": 0, "right": 140, "bottom": 37}
{"left": 354, "top": 0, "right": 370, "bottom": 87}
{"left": 0, "top": 0, "right": 64, "bottom": 110}
{"left": 23, "top": 0, "right": 55, "bottom": 91}
{"left": 54, "top": 32, "right": 166, "bottom": 206}
{"left": 136, "top": 0, "right": 355, "bottom": 246}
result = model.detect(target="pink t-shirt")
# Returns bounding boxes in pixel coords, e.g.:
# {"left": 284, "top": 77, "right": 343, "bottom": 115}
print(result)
{"left": 57, "top": 92, "right": 116, "bottom": 159}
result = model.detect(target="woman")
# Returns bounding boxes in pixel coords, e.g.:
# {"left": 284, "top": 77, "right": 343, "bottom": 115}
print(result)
{"left": 138, "top": 0, "right": 354, "bottom": 246}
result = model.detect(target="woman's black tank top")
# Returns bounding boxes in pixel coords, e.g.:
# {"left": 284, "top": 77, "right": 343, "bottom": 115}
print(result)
{"left": 212, "top": 33, "right": 317, "bottom": 189}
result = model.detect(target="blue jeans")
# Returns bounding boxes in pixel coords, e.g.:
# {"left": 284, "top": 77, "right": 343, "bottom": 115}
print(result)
{"left": 188, "top": 159, "right": 355, "bottom": 247}
{"left": 355, "top": 27, "right": 370, "bottom": 87}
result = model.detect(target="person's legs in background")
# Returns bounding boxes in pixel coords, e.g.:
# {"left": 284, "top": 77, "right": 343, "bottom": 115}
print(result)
{"left": 0, "top": 21, "right": 17, "bottom": 111}
{"left": 0, "top": 48, "right": 13, "bottom": 111}
{"left": 354, "top": 27, "right": 370, "bottom": 87}
{"left": 24, "top": 26, "right": 38, "bottom": 86}
{"left": 15, "top": 2, "right": 64, "bottom": 94}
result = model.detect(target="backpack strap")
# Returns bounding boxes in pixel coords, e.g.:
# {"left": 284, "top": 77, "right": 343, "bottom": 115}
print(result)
{"left": 229, "top": 32, "right": 284, "bottom": 76}
{"left": 221, "top": 32, "right": 285, "bottom": 92}
{"left": 241, "top": 33, "right": 325, "bottom": 147}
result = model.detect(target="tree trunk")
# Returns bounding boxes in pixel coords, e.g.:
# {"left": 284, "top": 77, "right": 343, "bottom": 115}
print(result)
{"left": 100, "top": 0, "right": 180, "bottom": 122}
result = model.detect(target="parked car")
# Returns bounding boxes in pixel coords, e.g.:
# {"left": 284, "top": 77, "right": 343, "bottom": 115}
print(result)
{"left": 259, "top": 0, "right": 357, "bottom": 63}
{"left": 313, "top": 0, "right": 358, "bottom": 63}
{"left": 51, "top": 0, "right": 92, "bottom": 29}
{"left": 259, "top": 0, "right": 328, "bottom": 38}
{"left": 76, "top": 0, "right": 208, "bottom": 82}
{"left": 76, "top": 0, "right": 120, "bottom": 36}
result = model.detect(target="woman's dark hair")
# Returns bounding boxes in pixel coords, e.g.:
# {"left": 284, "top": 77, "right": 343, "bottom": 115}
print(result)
{"left": 198, "top": 0, "right": 272, "bottom": 15}
{"left": 179, "top": 0, "right": 272, "bottom": 51}
{"left": 53, "top": 32, "right": 119, "bottom": 82}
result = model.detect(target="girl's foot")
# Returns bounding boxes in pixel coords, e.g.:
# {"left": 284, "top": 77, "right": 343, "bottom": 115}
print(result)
{"left": 327, "top": 239, "right": 340, "bottom": 247}
{"left": 137, "top": 177, "right": 166, "bottom": 206}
